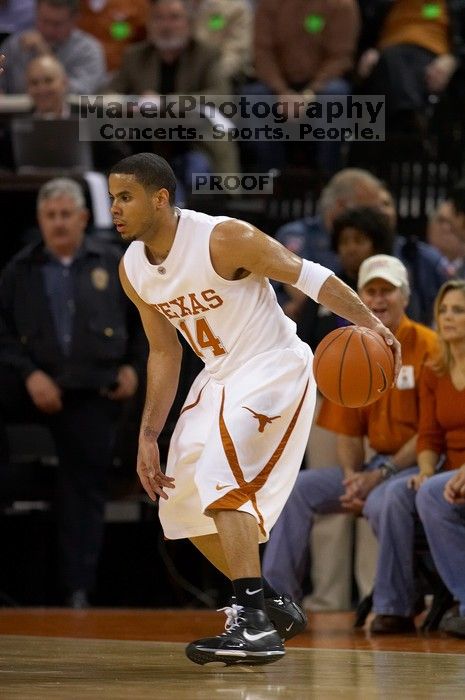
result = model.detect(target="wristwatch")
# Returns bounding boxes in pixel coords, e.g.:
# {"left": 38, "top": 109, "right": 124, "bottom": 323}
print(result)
{"left": 379, "top": 459, "right": 399, "bottom": 481}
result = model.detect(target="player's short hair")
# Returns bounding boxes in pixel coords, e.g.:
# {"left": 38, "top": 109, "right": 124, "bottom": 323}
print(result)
{"left": 110, "top": 153, "right": 177, "bottom": 206}
{"left": 37, "top": 177, "right": 86, "bottom": 209}
{"left": 331, "top": 206, "right": 395, "bottom": 255}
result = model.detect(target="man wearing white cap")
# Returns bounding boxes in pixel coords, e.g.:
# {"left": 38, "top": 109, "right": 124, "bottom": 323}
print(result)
{"left": 263, "top": 254, "right": 438, "bottom": 633}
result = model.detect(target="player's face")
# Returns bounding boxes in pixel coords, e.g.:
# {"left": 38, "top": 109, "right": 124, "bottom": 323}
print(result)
{"left": 437, "top": 289, "right": 465, "bottom": 344}
{"left": 360, "top": 278, "right": 407, "bottom": 332}
{"left": 337, "top": 227, "right": 374, "bottom": 278}
{"left": 38, "top": 194, "right": 88, "bottom": 256}
{"left": 109, "top": 173, "right": 158, "bottom": 243}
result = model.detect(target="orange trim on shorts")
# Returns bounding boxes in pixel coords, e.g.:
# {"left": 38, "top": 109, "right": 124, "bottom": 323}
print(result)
{"left": 179, "top": 380, "right": 209, "bottom": 416}
{"left": 208, "top": 380, "right": 310, "bottom": 536}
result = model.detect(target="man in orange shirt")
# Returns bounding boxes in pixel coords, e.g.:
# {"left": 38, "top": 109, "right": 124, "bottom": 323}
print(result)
{"left": 262, "top": 254, "right": 438, "bottom": 631}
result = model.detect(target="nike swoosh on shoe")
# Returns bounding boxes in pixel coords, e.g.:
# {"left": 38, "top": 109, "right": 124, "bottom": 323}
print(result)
{"left": 243, "top": 629, "right": 277, "bottom": 642}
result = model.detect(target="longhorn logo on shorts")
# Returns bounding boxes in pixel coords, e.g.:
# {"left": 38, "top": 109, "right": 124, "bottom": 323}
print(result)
{"left": 242, "top": 406, "right": 281, "bottom": 433}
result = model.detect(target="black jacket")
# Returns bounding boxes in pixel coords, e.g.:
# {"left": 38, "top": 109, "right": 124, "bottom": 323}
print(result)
{"left": 0, "top": 237, "right": 146, "bottom": 391}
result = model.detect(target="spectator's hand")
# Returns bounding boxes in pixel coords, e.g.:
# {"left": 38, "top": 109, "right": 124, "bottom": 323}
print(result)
{"left": 20, "top": 31, "right": 50, "bottom": 55}
{"left": 108, "top": 364, "right": 138, "bottom": 400}
{"left": 340, "top": 496, "right": 365, "bottom": 516}
{"left": 357, "top": 49, "right": 380, "bottom": 79}
{"left": 25, "top": 369, "right": 62, "bottom": 414}
{"left": 425, "top": 54, "right": 457, "bottom": 93}
{"left": 341, "top": 470, "right": 381, "bottom": 503}
{"left": 0, "top": 54, "right": 5, "bottom": 74}
{"left": 408, "top": 473, "right": 430, "bottom": 491}
{"left": 137, "top": 428, "right": 175, "bottom": 501}
{"left": 444, "top": 465, "right": 465, "bottom": 505}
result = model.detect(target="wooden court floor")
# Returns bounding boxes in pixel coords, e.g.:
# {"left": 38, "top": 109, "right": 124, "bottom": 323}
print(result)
{"left": 1, "top": 609, "right": 464, "bottom": 699}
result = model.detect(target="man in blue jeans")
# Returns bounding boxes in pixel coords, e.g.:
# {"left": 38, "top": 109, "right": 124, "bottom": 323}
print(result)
{"left": 416, "top": 467, "right": 465, "bottom": 637}
{"left": 262, "top": 254, "right": 438, "bottom": 633}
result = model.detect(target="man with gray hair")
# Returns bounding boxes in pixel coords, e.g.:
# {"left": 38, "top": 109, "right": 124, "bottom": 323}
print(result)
{"left": 0, "top": 178, "right": 145, "bottom": 607}
{"left": 0, "top": 0, "right": 106, "bottom": 94}
{"left": 263, "top": 254, "right": 438, "bottom": 629}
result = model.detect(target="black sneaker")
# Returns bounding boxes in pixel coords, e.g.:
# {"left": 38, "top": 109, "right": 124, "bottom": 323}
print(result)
{"left": 185, "top": 604, "right": 285, "bottom": 666}
{"left": 265, "top": 594, "right": 307, "bottom": 640}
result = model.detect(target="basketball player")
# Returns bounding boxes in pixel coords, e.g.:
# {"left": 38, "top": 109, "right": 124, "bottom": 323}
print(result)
{"left": 109, "top": 153, "right": 401, "bottom": 666}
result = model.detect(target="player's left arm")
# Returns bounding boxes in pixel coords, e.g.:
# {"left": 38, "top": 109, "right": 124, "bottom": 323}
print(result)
{"left": 211, "top": 220, "right": 401, "bottom": 373}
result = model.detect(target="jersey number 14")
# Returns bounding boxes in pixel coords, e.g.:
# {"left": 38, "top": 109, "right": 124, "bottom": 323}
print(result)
{"left": 179, "top": 318, "right": 226, "bottom": 357}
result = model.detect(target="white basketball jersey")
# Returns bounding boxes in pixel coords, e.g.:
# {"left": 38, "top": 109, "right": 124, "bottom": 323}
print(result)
{"left": 123, "top": 208, "right": 299, "bottom": 380}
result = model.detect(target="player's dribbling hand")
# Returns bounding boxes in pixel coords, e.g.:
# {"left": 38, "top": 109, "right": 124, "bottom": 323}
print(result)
{"left": 372, "top": 321, "right": 402, "bottom": 384}
{"left": 137, "top": 431, "right": 175, "bottom": 501}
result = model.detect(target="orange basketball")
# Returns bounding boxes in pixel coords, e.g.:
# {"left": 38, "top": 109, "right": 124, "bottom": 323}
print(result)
{"left": 313, "top": 326, "right": 395, "bottom": 408}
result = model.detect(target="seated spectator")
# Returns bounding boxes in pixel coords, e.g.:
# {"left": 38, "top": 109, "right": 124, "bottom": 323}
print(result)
{"left": 78, "top": 0, "right": 149, "bottom": 74}
{"left": 0, "top": 0, "right": 106, "bottom": 95}
{"left": 371, "top": 279, "right": 465, "bottom": 633}
{"left": 296, "top": 206, "right": 395, "bottom": 350}
{"left": 427, "top": 200, "right": 465, "bottom": 277}
{"left": 417, "top": 466, "right": 465, "bottom": 638}
{"left": 192, "top": 0, "right": 252, "bottom": 86}
{"left": 275, "top": 169, "right": 450, "bottom": 326}
{"left": 356, "top": 0, "right": 464, "bottom": 132}
{"left": 248, "top": 0, "right": 360, "bottom": 174}
{"left": 0, "top": 177, "right": 146, "bottom": 607}
{"left": 0, "top": 0, "right": 36, "bottom": 42}
{"left": 0, "top": 54, "right": 130, "bottom": 172}
{"left": 107, "top": 0, "right": 239, "bottom": 203}
{"left": 262, "top": 255, "right": 438, "bottom": 610}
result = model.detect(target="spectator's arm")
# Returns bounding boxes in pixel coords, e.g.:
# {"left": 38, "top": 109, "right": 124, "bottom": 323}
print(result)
{"left": 417, "top": 448, "right": 440, "bottom": 478}
{"left": 219, "top": 3, "right": 252, "bottom": 80}
{"left": 336, "top": 434, "right": 365, "bottom": 476}
{"left": 201, "top": 47, "right": 231, "bottom": 95}
{"left": 253, "top": 0, "right": 289, "bottom": 94}
{"left": 67, "top": 35, "right": 106, "bottom": 94}
{"left": 310, "top": 0, "right": 361, "bottom": 92}
{"left": 416, "top": 367, "right": 445, "bottom": 457}
{"left": 390, "top": 434, "right": 418, "bottom": 470}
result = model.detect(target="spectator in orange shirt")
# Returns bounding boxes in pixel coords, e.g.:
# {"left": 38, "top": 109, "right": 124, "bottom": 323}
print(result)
{"left": 248, "top": 0, "right": 360, "bottom": 174}
{"left": 412, "top": 280, "right": 465, "bottom": 637}
{"left": 262, "top": 255, "right": 438, "bottom": 617}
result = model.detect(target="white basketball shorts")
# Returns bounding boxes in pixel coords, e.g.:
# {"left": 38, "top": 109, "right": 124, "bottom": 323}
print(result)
{"left": 159, "top": 340, "right": 316, "bottom": 543}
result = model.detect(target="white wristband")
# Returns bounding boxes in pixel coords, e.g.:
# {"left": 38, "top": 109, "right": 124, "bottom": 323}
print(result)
{"left": 294, "top": 259, "right": 334, "bottom": 302}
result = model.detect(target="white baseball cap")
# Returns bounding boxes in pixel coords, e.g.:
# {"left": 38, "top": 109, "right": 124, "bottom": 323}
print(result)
{"left": 358, "top": 254, "right": 410, "bottom": 294}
